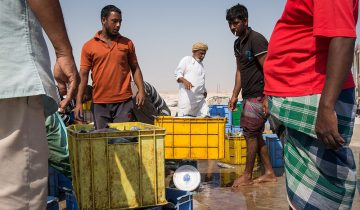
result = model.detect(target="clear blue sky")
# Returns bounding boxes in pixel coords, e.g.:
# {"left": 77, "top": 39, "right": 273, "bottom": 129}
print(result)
{"left": 46, "top": 0, "right": 359, "bottom": 93}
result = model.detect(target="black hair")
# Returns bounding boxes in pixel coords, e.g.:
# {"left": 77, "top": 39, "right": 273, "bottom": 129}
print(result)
{"left": 101, "top": 5, "right": 121, "bottom": 20}
{"left": 226, "top": 4, "right": 248, "bottom": 22}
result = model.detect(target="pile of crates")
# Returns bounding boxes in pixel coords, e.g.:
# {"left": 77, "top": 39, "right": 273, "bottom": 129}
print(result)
{"left": 209, "top": 101, "right": 284, "bottom": 169}
{"left": 208, "top": 102, "right": 248, "bottom": 166}
{"left": 220, "top": 132, "right": 284, "bottom": 168}
{"left": 221, "top": 134, "right": 260, "bottom": 165}
{"left": 208, "top": 102, "right": 242, "bottom": 134}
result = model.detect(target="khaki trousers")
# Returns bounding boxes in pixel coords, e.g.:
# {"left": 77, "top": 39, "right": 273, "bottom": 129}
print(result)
{"left": 0, "top": 96, "right": 48, "bottom": 210}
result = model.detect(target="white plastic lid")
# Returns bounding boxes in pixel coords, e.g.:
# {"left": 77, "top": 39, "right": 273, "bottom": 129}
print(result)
{"left": 173, "top": 165, "right": 201, "bottom": 191}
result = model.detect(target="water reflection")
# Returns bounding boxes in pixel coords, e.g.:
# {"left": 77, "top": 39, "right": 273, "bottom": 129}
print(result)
{"left": 164, "top": 157, "right": 360, "bottom": 209}
{"left": 198, "top": 160, "right": 268, "bottom": 187}
{"left": 195, "top": 160, "right": 288, "bottom": 209}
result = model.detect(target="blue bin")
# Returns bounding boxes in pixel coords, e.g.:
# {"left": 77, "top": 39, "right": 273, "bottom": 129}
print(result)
{"left": 209, "top": 105, "right": 232, "bottom": 126}
{"left": 263, "top": 134, "right": 283, "bottom": 168}
{"left": 65, "top": 191, "right": 78, "bottom": 210}
{"left": 166, "top": 188, "right": 193, "bottom": 210}
{"left": 65, "top": 190, "right": 163, "bottom": 210}
{"left": 144, "top": 206, "right": 163, "bottom": 210}
{"left": 225, "top": 125, "right": 242, "bottom": 134}
{"left": 58, "top": 172, "right": 72, "bottom": 190}
{"left": 47, "top": 196, "right": 59, "bottom": 210}
{"left": 48, "top": 166, "right": 59, "bottom": 197}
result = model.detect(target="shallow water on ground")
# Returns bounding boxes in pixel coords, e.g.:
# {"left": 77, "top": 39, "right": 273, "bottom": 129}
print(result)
{"left": 191, "top": 149, "right": 360, "bottom": 210}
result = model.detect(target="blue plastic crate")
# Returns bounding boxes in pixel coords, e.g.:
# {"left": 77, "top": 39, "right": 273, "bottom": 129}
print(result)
{"left": 209, "top": 105, "right": 232, "bottom": 126}
{"left": 48, "top": 166, "right": 59, "bottom": 197}
{"left": 225, "top": 125, "right": 242, "bottom": 134}
{"left": 262, "top": 134, "right": 278, "bottom": 140}
{"left": 65, "top": 191, "right": 78, "bottom": 210}
{"left": 47, "top": 196, "right": 59, "bottom": 210}
{"left": 263, "top": 134, "right": 283, "bottom": 168}
{"left": 58, "top": 172, "right": 72, "bottom": 190}
{"left": 166, "top": 188, "right": 193, "bottom": 210}
{"left": 64, "top": 190, "right": 164, "bottom": 210}
{"left": 144, "top": 206, "right": 163, "bottom": 210}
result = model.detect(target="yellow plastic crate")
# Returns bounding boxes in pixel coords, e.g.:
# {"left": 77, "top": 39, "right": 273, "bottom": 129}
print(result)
{"left": 67, "top": 122, "right": 166, "bottom": 210}
{"left": 82, "top": 100, "right": 92, "bottom": 110}
{"left": 222, "top": 135, "right": 260, "bottom": 165}
{"left": 154, "top": 116, "right": 226, "bottom": 159}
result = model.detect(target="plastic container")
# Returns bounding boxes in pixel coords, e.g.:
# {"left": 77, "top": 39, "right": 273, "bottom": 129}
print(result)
{"left": 154, "top": 116, "right": 226, "bottom": 159}
{"left": 144, "top": 206, "right": 163, "bottom": 210}
{"left": 231, "top": 101, "right": 243, "bottom": 126}
{"left": 208, "top": 105, "right": 242, "bottom": 135}
{"left": 166, "top": 188, "right": 193, "bottom": 210}
{"left": 58, "top": 172, "right": 72, "bottom": 190}
{"left": 263, "top": 134, "right": 283, "bottom": 168}
{"left": 48, "top": 166, "right": 59, "bottom": 197}
{"left": 65, "top": 191, "right": 79, "bottom": 210}
{"left": 208, "top": 105, "right": 232, "bottom": 127}
{"left": 222, "top": 135, "right": 260, "bottom": 165}
{"left": 82, "top": 101, "right": 92, "bottom": 110}
{"left": 47, "top": 196, "right": 59, "bottom": 210}
{"left": 225, "top": 125, "right": 242, "bottom": 135}
{"left": 67, "top": 122, "right": 167, "bottom": 209}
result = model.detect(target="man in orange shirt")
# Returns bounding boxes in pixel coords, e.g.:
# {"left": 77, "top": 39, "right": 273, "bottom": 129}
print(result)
{"left": 74, "top": 5, "right": 145, "bottom": 129}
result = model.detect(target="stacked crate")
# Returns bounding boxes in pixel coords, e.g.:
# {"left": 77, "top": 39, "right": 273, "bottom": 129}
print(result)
{"left": 208, "top": 102, "right": 249, "bottom": 166}
{"left": 208, "top": 101, "right": 242, "bottom": 134}
{"left": 221, "top": 134, "right": 260, "bottom": 165}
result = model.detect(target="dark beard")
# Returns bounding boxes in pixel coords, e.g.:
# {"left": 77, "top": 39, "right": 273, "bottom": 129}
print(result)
{"left": 105, "top": 27, "right": 119, "bottom": 39}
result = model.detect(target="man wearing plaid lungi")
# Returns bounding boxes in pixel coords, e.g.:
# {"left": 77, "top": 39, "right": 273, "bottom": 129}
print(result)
{"left": 264, "top": 0, "right": 358, "bottom": 209}
{"left": 226, "top": 4, "right": 277, "bottom": 187}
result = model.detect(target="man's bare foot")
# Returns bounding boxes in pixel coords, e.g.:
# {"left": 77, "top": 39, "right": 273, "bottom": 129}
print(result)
{"left": 253, "top": 173, "right": 277, "bottom": 183}
{"left": 232, "top": 174, "right": 253, "bottom": 188}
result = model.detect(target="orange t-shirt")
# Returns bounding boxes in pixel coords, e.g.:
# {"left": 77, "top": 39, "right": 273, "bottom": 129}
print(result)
{"left": 80, "top": 31, "right": 138, "bottom": 103}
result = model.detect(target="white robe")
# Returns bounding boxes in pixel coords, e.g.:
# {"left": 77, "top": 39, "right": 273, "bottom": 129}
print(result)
{"left": 175, "top": 56, "right": 208, "bottom": 117}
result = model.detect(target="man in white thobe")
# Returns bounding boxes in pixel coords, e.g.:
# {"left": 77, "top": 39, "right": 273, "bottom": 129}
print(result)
{"left": 175, "top": 42, "right": 209, "bottom": 117}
